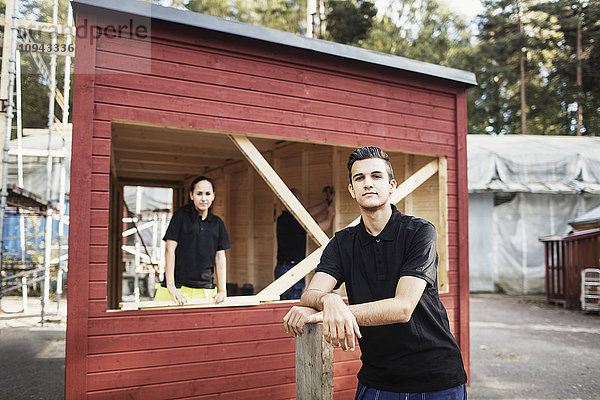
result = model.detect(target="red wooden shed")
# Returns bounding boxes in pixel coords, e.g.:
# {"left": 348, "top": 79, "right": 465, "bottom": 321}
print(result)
{"left": 67, "top": 0, "right": 476, "bottom": 398}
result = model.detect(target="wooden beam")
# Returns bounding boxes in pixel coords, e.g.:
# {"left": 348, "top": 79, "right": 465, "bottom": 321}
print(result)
{"left": 114, "top": 164, "right": 193, "bottom": 175}
{"left": 404, "top": 155, "right": 414, "bottom": 214}
{"left": 113, "top": 150, "right": 228, "bottom": 166}
{"left": 8, "top": 148, "right": 70, "bottom": 157}
{"left": 119, "top": 295, "right": 262, "bottom": 310}
{"left": 113, "top": 138, "right": 243, "bottom": 161}
{"left": 257, "top": 247, "right": 324, "bottom": 300}
{"left": 296, "top": 323, "right": 333, "bottom": 400}
{"left": 256, "top": 158, "right": 439, "bottom": 300}
{"left": 230, "top": 134, "right": 329, "bottom": 247}
{"left": 331, "top": 148, "right": 341, "bottom": 231}
{"left": 247, "top": 167, "right": 255, "bottom": 285}
{"left": 437, "top": 156, "right": 449, "bottom": 293}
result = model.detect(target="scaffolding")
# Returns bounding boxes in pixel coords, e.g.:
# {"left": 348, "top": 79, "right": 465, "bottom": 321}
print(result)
{"left": 0, "top": 0, "right": 73, "bottom": 324}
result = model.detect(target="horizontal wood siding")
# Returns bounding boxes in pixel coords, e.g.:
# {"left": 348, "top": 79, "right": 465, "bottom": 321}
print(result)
{"left": 71, "top": 7, "right": 468, "bottom": 398}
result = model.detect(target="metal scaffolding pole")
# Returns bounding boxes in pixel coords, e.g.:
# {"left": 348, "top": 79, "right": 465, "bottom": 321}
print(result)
{"left": 41, "top": 0, "right": 59, "bottom": 324}
{"left": 56, "top": 2, "right": 73, "bottom": 317}
{"left": 0, "top": 0, "right": 19, "bottom": 309}
{"left": 16, "top": 50, "right": 26, "bottom": 268}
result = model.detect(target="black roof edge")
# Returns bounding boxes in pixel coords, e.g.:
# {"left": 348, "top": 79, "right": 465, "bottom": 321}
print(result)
{"left": 72, "top": 0, "right": 477, "bottom": 86}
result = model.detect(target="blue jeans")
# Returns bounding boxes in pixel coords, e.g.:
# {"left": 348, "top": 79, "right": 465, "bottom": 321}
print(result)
{"left": 274, "top": 260, "right": 304, "bottom": 300}
{"left": 355, "top": 382, "right": 467, "bottom": 400}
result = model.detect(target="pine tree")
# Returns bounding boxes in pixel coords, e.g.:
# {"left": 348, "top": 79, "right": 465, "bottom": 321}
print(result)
{"left": 531, "top": 0, "right": 600, "bottom": 136}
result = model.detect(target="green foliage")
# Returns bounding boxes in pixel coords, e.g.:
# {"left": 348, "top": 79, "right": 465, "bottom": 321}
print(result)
{"left": 185, "top": 0, "right": 304, "bottom": 33}
{"left": 470, "top": 0, "right": 600, "bottom": 135}
{"left": 321, "top": 0, "right": 377, "bottom": 45}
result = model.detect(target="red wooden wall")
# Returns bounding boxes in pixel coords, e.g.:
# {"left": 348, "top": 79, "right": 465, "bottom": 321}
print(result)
{"left": 67, "top": 5, "right": 470, "bottom": 398}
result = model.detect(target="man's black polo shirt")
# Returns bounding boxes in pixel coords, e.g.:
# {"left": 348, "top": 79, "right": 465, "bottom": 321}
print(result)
{"left": 162, "top": 203, "right": 230, "bottom": 288}
{"left": 316, "top": 204, "right": 467, "bottom": 393}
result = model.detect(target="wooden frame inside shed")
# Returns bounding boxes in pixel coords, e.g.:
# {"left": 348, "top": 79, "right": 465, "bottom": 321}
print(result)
{"left": 108, "top": 123, "right": 450, "bottom": 310}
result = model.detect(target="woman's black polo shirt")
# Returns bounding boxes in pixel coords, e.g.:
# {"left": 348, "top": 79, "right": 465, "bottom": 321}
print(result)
{"left": 162, "top": 203, "right": 230, "bottom": 289}
{"left": 316, "top": 204, "right": 467, "bottom": 393}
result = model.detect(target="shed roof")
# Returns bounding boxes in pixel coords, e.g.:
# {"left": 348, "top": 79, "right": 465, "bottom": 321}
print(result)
{"left": 467, "top": 135, "right": 600, "bottom": 194}
{"left": 72, "top": 0, "right": 477, "bottom": 86}
{"left": 569, "top": 204, "right": 600, "bottom": 225}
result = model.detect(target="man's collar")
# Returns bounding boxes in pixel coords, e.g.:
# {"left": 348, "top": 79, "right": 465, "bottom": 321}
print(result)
{"left": 357, "top": 204, "right": 399, "bottom": 246}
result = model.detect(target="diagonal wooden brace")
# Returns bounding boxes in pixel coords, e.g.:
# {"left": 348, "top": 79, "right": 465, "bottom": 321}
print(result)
{"left": 230, "top": 134, "right": 329, "bottom": 247}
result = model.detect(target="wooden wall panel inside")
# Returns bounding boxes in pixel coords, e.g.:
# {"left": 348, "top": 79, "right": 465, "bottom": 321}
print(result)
{"left": 228, "top": 168, "right": 249, "bottom": 285}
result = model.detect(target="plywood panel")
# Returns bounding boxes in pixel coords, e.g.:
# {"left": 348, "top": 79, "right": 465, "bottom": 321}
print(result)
{"left": 306, "top": 145, "right": 335, "bottom": 256}
{"left": 228, "top": 168, "right": 250, "bottom": 285}
{"left": 88, "top": 337, "right": 294, "bottom": 372}
{"left": 253, "top": 167, "right": 276, "bottom": 292}
{"left": 96, "top": 31, "right": 457, "bottom": 110}
{"left": 88, "top": 353, "right": 294, "bottom": 391}
{"left": 87, "top": 368, "right": 296, "bottom": 400}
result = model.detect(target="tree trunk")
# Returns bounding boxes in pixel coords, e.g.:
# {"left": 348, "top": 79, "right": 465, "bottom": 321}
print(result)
{"left": 576, "top": 4, "right": 583, "bottom": 136}
{"left": 517, "top": 0, "right": 527, "bottom": 134}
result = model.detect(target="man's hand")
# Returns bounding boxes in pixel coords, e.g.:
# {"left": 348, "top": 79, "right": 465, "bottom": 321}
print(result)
{"left": 283, "top": 306, "right": 320, "bottom": 336}
{"left": 167, "top": 286, "right": 188, "bottom": 306}
{"left": 318, "top": 293, "right": 361, "bottom": 351}
{"left": 214, "top": 291, "right": 226, "bottom": 304}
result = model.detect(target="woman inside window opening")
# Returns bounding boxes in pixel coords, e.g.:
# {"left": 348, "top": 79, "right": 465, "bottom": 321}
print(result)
{"left": 154, "top": 176, "right": 230, "bottom": 305}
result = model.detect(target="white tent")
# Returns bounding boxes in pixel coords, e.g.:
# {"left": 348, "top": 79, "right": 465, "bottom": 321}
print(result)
{"left": 7, "top": 127, "right": 71, "bottom": 200}
{"left": 468, "top": 135, "right": 600, "bottom": 294}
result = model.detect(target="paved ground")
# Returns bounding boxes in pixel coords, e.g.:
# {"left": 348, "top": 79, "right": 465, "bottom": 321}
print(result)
{"left": 469, "top": 293, "right": 600, "bottom": 400}
{"left": 0, "top": 294, "right": 599, "bottom": 399}
{"left": 0, "top": 296, "right": 66, "bottom": 400}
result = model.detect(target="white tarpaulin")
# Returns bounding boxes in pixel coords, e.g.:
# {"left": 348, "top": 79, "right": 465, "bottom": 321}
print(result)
{"left": 468, "top": 135, "right": 600, "bottom": 193}
{"left": 7, "top": 131, "right": 72, "bottom": 200}
{"left": 468, "top": 135, "right": 600, "bottom": 294}
{"left": 494, "top": 193, "right": 600, "bottom": 294}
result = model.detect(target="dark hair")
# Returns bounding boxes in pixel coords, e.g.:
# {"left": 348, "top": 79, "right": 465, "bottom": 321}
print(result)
{"left": 190, "top": 176, "right": 215, "bottom": 193}
{"left": 347, "top": 146, "right": 394, "bottom": 182}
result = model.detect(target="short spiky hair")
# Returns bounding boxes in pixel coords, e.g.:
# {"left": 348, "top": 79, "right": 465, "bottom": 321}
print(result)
{"left": 347, "top": 146, "right": 394, "bottom": 182}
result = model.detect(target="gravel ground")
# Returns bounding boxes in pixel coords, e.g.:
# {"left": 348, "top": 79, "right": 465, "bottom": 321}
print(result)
{"left": 1, "top": 294, "right": 599, "bottom": 399}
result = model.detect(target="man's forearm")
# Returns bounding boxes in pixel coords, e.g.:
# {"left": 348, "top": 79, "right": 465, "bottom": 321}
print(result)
{"left": 348, "top": 298, "right": 413, "bottom": 326}
{"left": 300, "top": 288, "right": 331, "bottom": 310}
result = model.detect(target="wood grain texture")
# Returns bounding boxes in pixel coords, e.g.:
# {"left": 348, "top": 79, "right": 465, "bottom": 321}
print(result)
{"left": 296, "top": 324, "right": 333, "bottom": 400}
{"left": 65, "top": 10, "right": 97, "bottom": 399}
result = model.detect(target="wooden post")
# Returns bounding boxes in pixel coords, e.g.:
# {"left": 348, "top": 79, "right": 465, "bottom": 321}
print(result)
{"left": 437, "top": 156, "right": 449, "bottom": 293}
{"left": 296, "top": 323, "right": 333, "bottom": 400}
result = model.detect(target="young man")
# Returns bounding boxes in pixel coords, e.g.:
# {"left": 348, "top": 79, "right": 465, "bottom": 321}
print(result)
{"left": 283, "top": 147, "right": 467, "bottom": 399}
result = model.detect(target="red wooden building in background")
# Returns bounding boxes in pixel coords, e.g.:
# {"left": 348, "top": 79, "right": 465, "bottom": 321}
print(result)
{"left": 67, "top": 0, "right": 476, "bottom": 398}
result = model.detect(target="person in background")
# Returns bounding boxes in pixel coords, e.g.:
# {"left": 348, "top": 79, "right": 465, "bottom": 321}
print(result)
{"left": 283, "top": 147, "right": 467, "bottom": 399}
{"left": 154, "top": 176, "right": 230, "bottom": 305}
{"left": 275, "top": 187, "right": 335, "bottom": 300}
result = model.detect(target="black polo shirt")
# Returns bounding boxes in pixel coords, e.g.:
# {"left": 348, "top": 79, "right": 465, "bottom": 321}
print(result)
{"left": 276, "top": 210, "right": 307, "bottom": 263}
{"left": 316, "top": 204, "right": 467, "bottom": 393}
{"left": 162, "top": 203, "right": 230, "bottom": 288}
